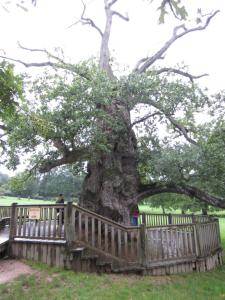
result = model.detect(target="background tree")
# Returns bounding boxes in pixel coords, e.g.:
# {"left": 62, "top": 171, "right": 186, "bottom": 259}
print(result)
{"left": 1, "top": 1, "right": 225, "bottom": 224}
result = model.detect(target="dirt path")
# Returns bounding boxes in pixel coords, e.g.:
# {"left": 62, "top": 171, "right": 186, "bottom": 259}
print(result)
{"left": 0, "top": 259, "right": 36, "bottom": 284}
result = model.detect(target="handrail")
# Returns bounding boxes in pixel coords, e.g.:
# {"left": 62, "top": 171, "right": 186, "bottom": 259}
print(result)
{"left": 145, "top": 220, "right": 218, "bottom": 229}
{"left": 73, "top": 204, "right": 139, "bottom": 231}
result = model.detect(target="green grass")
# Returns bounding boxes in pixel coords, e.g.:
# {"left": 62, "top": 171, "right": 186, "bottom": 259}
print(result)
{"left": 219, "top": 218, "right": 225, "bottom": 249}
{"left": 0, "top": 196, "right": 54, "bottom": 206}
{"left": 0, "top": 261, "right": 225, "bottom": 300}
{"left": 138, "top": 205, "right": 225, "bottom": 216}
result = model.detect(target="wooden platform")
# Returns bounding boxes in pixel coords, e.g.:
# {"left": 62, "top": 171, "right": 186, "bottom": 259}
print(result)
{"left": 0, "top": 204, "right": 223, "bottom": 275}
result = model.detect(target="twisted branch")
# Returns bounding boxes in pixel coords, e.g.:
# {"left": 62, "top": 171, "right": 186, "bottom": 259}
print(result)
{"left": 134, "top": 10, "right": 219, "bottom": 73}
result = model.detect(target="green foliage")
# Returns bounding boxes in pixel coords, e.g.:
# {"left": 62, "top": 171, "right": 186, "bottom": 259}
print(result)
{"left": 156, "top": 0, "right": 188, "bottom": 23}
{"left": 0, "top": 61, "right": 23, "bottom": 119}
{"left": 8, "top": 168, "right": 83, "bottom": 199}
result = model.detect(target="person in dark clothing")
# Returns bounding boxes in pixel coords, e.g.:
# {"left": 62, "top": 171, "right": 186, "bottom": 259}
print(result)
{"left": 56, "top": 193, "right": 64, "bottom": 224}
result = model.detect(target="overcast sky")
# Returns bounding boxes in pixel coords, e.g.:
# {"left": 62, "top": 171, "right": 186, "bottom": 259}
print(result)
{"left": 0, "top": 0, "right": 224, "bottom": 175}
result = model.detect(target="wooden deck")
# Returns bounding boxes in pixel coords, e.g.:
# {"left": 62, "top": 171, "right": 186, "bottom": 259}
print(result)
{"left": 0, "top": 204, "right": 223, "bottom": 275}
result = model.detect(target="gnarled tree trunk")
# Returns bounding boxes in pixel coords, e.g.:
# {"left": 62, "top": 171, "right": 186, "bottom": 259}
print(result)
{"left": 79, "top": 104, "right": 139, "bottom": 225}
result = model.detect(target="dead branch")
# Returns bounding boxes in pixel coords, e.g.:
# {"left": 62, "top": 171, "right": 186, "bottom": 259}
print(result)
{"left": 0, "top": 55, "right": 54, "bottom": 68}
{"left": 67, "top": 1, "right": 103, "bottom": 36}
{"left": 0, "top": 44, "right": 91, "bottom": 80}
{"left": 112, "top": 11, "right": 129, "bottom": 21}
{"left": 107, "top": 0, "right": 118, "bottom": 8}
{"left": 156, "top": 68, "right": 208, "bottom": 82}
{"left": 134, "top": 10, "right": 220, "bottom": 73}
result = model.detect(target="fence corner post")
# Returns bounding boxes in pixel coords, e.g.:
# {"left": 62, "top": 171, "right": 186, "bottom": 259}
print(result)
{"left": 140, "top": 223, "right": 147, "bottom": 268}
{"left": 65, "top": 202, "right": 75, "bottom": 250}
{"left": 8, "top": 202, "right": 17, "bottom": 257}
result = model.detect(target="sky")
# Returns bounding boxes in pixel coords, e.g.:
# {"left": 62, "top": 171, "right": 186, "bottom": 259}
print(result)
{"left": 0, "top": 0, "right": 225, "bottom": 175}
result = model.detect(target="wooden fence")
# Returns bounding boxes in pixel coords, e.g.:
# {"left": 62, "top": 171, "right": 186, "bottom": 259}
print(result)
{"left": 5, "top": 203, "right": 223, "bottom": 269}
{"left": 139, "top": 213, "right": 212, "bottom": 226}
{"left": 0, "top": 206, "right": 11, "bottom": 220}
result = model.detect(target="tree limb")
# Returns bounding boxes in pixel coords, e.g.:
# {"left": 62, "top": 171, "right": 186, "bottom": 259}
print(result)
{"left": 0, "top": 44, "right": 91, "bottom": 80}
{"left": 134, "top": 10, "right": 220, "bottom": 73}
{"left": 112, "top": 11, "right": 129, "bottom": 21}
{"left": 166, "top": 114, "right": 198, "bottom": 145}
{"left": 39, "top": 148, "right": 87, "bottom": 173}
{"left": 137, "top": 182, "right": 225, "bottom": 209}
{"left": 147, "top": 99, "right": 198, "bottom": 146}
{"left": 67, "top": 0, "right": 103, "bottom": 37}
{"left": 0, "top": 55, "right": 54, "bottom": 68}
{"left": 155, "top": 68, "right": 208, "bottom": 82}
{"left": 131, "top": 112, "right": 161, "bottom": 127}
{"left": 107, "top": 0, "right": 118, "bottom": 8}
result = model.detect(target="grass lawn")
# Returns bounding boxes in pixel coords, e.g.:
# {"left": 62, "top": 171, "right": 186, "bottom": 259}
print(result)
{"left": 0, "top": 196, "right": 54, "bottom": 206}
{"left": 0, "top": 261, "right": 225, "bottom": 300}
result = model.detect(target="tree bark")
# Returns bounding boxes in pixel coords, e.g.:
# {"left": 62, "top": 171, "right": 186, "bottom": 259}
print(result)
{"left": 79, "top": 104, "right": 139, "bottom": 225}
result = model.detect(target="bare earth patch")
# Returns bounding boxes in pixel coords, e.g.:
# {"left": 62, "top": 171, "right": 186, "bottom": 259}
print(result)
{"left": 0, "top": 259, "right": 36, "bottom": 284}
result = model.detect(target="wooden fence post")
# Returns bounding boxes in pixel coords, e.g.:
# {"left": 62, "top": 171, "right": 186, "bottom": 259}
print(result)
{"left": 168, "top": 213, "right": 172, "bottom": 225}
{"left": 140, "top": 224, "right": 147, "bottom": 268}
{"left": 193, "top": 224, "right": 200, "bottom": 257}
{"left": 214, "top": 218, "right": 221, "bottom": 248}
{"left": 8, "top": 202, "right": 17, "bottom": 257}
{"left": 142, "top": 213, "right": 146, "bottom": 225}
{"left": 65, "top": 202, "right": 75, "bottom": 249}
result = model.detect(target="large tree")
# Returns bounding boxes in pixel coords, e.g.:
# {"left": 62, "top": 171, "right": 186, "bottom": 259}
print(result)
{"left": 1, "top": 1, "right": 225, "bottom": 224}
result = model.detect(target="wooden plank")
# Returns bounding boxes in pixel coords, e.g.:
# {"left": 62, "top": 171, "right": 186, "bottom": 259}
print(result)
{"left": 117, "top": 229, "right": 121, "bottom": 258}
{"left": 98, "top": 220, "right": 101, "bottom": 248}
{"left": 58, "top": 209, "right": 63, "bottom": 238}
{"left": 124, "top": 231, "right": 128, "bottom": 258}
{"left": 85, "top": 215, "right": 88, "bottom": 242}
{"left": 91, "top": 217, "right": 95, "bottom": 247}
{"left": 111, "top": 226, "right": 115, "bottom": 256}
{"left": 130, "top": 231, "right": 134, "bottom": 258}
{"left": 104, "top": 223, "right": 108, "bottom": 252}
{"left": 43, "top": 208, "right": 47, "bottom": 237}
{"left": 48, "top": 208, "right": 52, "bottom": 238}
{"left": 18, "top": 207, "right": 23, "bottom": 236}
{"left": 78, "top": 212, "right": 82, "bottom": 240}
{"left": 53, "top": 209, "right": 57, "bottom": 238}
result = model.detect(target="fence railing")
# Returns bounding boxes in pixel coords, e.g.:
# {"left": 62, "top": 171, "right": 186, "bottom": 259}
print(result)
{"left": 0, "top": 206, "right": 11, "bottom": 221}
{"left": 139, "top": 213, "right": 212, "bottom": 226}
{"left": 72, "top": 204, "right": 140, "bottom": 262}
{"left": 10, "top": 204, "right": 65, "bottom": 240}
{"left": 5, "top": 203, "right": 222, "bottom": 266}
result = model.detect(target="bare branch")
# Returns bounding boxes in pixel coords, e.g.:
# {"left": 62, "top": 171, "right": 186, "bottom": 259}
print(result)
{"left": 0, "top": 55, "right": 54, "bottom": 68}
{"left": 156, "top": 68, "right": 208, "bottom": 82}
{"left": 108, "top": 0, "right": 118, "bottom": 8}
{"left": 0, "top": 44, "right": 91, "bottom": 80}
{"left": 112, "top": 11, "right": 129, "bottom": 21}
{"left": 134, "top": 10, "right": 220, "bottom": 73}
{"left": 68, "top": 0, "right": 103, "bottom": 36}
{"left": 131, "top": 112, "right": 161, "bottom": 127}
